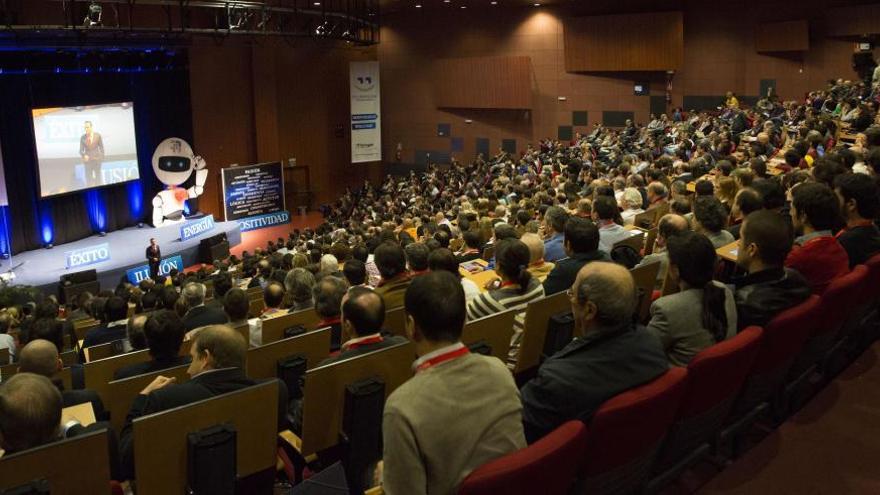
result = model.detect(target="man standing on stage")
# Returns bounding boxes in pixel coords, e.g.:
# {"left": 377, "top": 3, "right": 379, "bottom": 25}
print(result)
{"left": 79, "top": 121, "right": 104, "bottom": 187}
{"left": 146, "top": 238, "right": 161, "bottom": 281}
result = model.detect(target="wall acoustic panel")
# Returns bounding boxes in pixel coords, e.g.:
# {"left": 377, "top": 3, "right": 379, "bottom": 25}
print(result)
{"left": 602, "top": 111, "right": 634, "bottom": 128}
{"left": 564, "top": 12, "right": 683, "bottom": 72}
{"left": 825, "top": 4, "right": 880, "bottom": 37}
{"left": 433, "top": 56, "right": 533, "bottom": 110}
{"left": 476, "top": 138, "right": 490, "bottom": 157}
{"left": 755, "top": 20, "right": 809, "bottom": 52}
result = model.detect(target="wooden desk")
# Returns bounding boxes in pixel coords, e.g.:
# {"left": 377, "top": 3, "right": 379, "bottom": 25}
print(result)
{"left": 0, "top": 430, "right": 111, "bottom": 495}
{"left": 61, "top": 402, "right": 96, "bottom": 427}
{"left": 460, "top": 259, "right": 500, "bottom": 292}
{"left": 717, "top": 241, "right": 739, "bottom": 263}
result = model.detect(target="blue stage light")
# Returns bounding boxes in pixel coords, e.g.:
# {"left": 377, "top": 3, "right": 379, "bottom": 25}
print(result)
{"left": 39, "top": 203, "right": 53, "bottom": 246}
{"left": 85, "top": 189, "right": 107, "bottom": 233}
{"left": 183, "top": 200, "right": 191, "bottom": 216}
{"left": 127, "top": 180, "right": 143, "bottom": 220}
{"left": 0, "top": 206, "right": 9, "bottom": 257}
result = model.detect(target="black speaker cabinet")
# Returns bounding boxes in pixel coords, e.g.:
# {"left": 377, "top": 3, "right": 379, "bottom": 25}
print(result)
{"left": 199, "top": 235, "right": 230, "bottom": 264}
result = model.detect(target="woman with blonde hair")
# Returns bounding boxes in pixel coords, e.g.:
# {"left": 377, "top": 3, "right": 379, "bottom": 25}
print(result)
{"left": 715, "top": 176, "right": 738, "bottom": 215}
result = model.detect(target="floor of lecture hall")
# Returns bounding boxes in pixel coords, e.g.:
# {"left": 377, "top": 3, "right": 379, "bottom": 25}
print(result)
{"left": 664, "top": 341, "right": 880, "bottom": 495}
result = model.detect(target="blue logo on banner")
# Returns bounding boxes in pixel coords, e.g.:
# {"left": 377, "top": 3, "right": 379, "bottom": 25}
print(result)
{"left": 179, "top": 214, "right": 216, "bottom": 242}
{"left": 126, "top": 254, "right": 184, "bottom": 284}
{"left": 237, "top": 210, "right": 291, "bottom": 233}
{"left": 65, "top": 243, "right": 111, "bottom": 269}
{"left": 352, "top": 123, "right": 377, "bottom": 130}
{"left": 352, "top": 114, "right": 378, "bottom": 121}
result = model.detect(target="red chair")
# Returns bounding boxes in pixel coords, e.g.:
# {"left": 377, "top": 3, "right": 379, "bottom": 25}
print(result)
{"left": 646, "top": 326, "right": 764, "bottom": 492}
{"left": 855, "top": 254, "right": 880, "bottom": 348}
{"left": 721, "top": 296, "right": 820, "bottom": 454}
{"left": 576, "top": 367, "right": 688, "bottom": 495}
{"left": 458, "top": 421, "right": 588, "bottom": 495}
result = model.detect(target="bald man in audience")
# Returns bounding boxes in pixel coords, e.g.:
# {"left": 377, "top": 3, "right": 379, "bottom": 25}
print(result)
{"left": 521, "top": 233, "right": 555, "bottom": 282}
{"left": 119, "top": 325, "right": 287, "bottom": 479}
{"left": 520, "top": 262, "right": 667, "bottom": 443}
{"left": 0, "top": 373, "right": 63, "bottom": 455}
{"left": 319, "top": 287, "right": 407, "bottom": 366}
{"left": 18, "top": 339, "right": 105, "bottom": 418}
{"left": 634, "top": 213, "right": 690, "bottom": 288}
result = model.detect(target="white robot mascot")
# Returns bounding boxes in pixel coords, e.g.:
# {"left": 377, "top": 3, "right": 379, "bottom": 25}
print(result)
{"left": 151, "top": 138, "right": 208, "bottom": 227}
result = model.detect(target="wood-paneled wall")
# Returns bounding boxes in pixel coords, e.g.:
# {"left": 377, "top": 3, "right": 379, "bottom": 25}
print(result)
{"left": 755, "top": 20, "right": 810, "bottom": 52}
{"left": 825, "top": 3, "right": 880, "bottom": 37}
{"left": 563, "top": 11, "right": 683, "bottom": 72}
{"left": 433, "top": 56, "right": 533, "bottom": 109}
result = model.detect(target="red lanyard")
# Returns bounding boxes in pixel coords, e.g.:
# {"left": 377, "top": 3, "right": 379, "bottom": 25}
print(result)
{"left": 498, "top": 281, "right": 518, "bottom": 289}
{"left": 343, "top": 334, "right": 383, "bottom": 351}
{"left": 415, "top": 346, "right": 470, "bottom": 373}
{"left": 317, "top": 316, "right": 341, "bottom": 327}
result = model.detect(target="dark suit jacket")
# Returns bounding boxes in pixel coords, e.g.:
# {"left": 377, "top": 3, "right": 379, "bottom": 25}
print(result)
{"left": 182, "top": 304, "right": 229, "bottom": 332}
{"left": 318, "top": 335, "right": 408, "bottom": 366}
{"left": 520, "top": 324, "right": 668, "bottom": 443}
{"left": 82, "top": 322, "right": 128, "bottom": 349}
{"left": 79, "top": 133, "right": 104, "bottom": 162}
{"left": 145, "top": 246, "right": 161, "bottom": 264}
{"left": 542, "top": 250, "right": 611, "bottom": 296}
{"left": 113, "top": 355, "right": 192, "bottom": 381}
{"left": 119, "top": 368, "right": 287, "bottom": 479}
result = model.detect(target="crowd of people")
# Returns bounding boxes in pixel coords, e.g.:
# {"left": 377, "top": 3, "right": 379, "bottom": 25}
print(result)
{"left": 0, "top": 75, "right": 879, "bottom": 493}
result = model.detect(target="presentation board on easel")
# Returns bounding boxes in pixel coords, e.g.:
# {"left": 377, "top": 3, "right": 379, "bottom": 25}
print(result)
{"left": 221, "top": 161, "right": 290, "bottom": 232}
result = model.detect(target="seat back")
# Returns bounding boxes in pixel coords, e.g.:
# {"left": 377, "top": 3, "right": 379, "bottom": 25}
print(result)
{"left": 83, "top": 349, "right": 152, "bottom": 405}
{"left": 0, "top": 430, "right": 111, "bottom": 495}
{"left": 246, "top": 327, "right": 331, "bottom": 379}
{"left": 579, "top": 367, "right": 688, "bottom": 495}
{"left": 84, "top": 338, "right": 126, "bottom": 362}
{"left": 458, "top": 421, "right": 588, "bottom": 495}
{"left": 658, "top": 326, "right": 763, "bottom": 466}
{"left": 629, "top": 261, "right": 661, "bottom": 323}
{"left": 261, "top": 309, "right": 320, "bottom": 344}
{"left": 514, "top": 292, "right": 571, "bottom": 375}
{"left": 818, "top": 265, "right": 870, "bottom": 336}
{"left": 106, "top": 364, "right": 191, "bottom": 433}
{"left": 461, "top": 309, "right": 517, "bottom": 362}
{"left": 384, "top": 306, "right": 407, "bottom": 337}
{"left": 863, "top": 254, "right": 880, "bottom": 301}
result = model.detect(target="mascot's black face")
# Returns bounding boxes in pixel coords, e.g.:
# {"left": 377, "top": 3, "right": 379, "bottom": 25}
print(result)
{"left": 158, "top": 155, "right": 191, "bottom": 173}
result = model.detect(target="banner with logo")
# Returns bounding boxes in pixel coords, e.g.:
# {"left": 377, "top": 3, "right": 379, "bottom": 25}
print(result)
{"left": 221, "top": 162, "right": 285, "bottom": 221}
{"left": 179, "top": 214, "right": 215, "bottom": 242}
{"left": 350, "top": 61, "right": 382, "bottom": 163}
{"left": 65, "top": 242, "right": 110, "bottom": 269}
{"left": 237, "top": 210, "right": 291, "bottom": 233}
{"left": 126, "top": 254, "right": 184, "bottom": 284}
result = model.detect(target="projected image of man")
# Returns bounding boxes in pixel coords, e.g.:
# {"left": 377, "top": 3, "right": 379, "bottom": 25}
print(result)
{"left": 79, "top": 121, "right": 104, "bottom": 187}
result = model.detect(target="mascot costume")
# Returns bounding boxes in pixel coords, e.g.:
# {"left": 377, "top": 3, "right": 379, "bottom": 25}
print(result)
{"left": 151, "top": 138, "right": 207, "bottom": 227}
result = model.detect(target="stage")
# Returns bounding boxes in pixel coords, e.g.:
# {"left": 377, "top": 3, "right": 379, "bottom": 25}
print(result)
{"left": 5, "top": 220, "right": 242, "bottom": 293}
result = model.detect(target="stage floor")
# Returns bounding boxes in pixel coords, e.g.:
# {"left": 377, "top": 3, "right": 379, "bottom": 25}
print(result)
{"left": 6, "top": 220, "right": 242, "bottom": 293}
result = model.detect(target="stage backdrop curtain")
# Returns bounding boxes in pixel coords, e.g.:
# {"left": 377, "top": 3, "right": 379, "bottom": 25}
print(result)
{"left": 0, "top": 67, "right": 193, "bottom": 255}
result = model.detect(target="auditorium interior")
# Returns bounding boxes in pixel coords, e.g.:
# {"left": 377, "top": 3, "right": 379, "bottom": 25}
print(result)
{"left": 0, "top": 0, "right": 879, "bottom": 494}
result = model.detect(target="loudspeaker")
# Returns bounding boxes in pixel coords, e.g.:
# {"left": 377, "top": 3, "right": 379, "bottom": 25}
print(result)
{"left": 58, "top": 269, "right": 100, "bottom": 304}
{"left": 852, "top": 52, "right": 877, "bottom": 80}
{"left": 60, "top": 268, "right": 97, "bottom": 285}
{"left": 199, "top": 235, "right": 230, "bottom": 264}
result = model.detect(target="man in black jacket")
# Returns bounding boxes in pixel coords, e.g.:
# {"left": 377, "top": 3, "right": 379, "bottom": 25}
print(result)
{"left": 119, "top": 325, "right": 287, "bottom": 479}
{"left": 734, "top": 210, "right": 811, "bottom": 330}
{"left": 145, "top": 238, "right": 161, "bottom": 281}
{"left": 521, "top": 262, "right": 668, "bottom": 443}
{"left": 834, "top": 173, "right": 880, "bottom": 267}
{"left": 542, "top": 217, "right": 610, "bottom": 295}
{"left": 114, "top": 311, "right": 191, "bottom": 380}
{"left": 180, "top": 282, "right": 229, "bottom": 332}
{"left": 319, "top": 287, "right": 407, "bottom": 366}
{"left": 82, "top": 296, "right": 129, "bottom": 349}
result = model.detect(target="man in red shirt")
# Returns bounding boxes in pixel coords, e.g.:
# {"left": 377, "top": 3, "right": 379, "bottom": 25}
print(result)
{"left": 785, "top": 182, "right": 849, "bottom": 294}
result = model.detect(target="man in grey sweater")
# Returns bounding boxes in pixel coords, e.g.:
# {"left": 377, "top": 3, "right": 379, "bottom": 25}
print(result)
{"left": 381, "top": 272, "right": 526, "bottom": 494}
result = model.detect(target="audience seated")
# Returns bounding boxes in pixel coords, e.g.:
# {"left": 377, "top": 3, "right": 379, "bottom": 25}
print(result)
{"left": 466, "top": 239, "right": 545, "bottom": 366}
{"left": 223, "top": 288, "right": 250, "bottom": 328}
{"left": 594, "top": 196, "right": 630, "bottom": 253}
{"left": 180, "top": 282, "right": 228, "bottom": 332}
{"left": 284, "top": 268, "right": 316, "bottom": 312}
{"left": 82, "top": 296, "right": 129, "bottom": 349}
{"left": 313, "top": 275, "right": 350, "bottom": 351}
{"left": 785, "top": 182, "right": 850, "bottom": 294}
{"left": 634, "top": 214, "right": 690, "bottom": 287}
{"left": 427, "top": 248, "right": 480, "bottom": 303}
{"left": 833, "top": 173, "right": 880, "bottom": 267}
{"left": 520, "top": 262, "right": 668, "bottom": 443}
{"left": 521, "top": 233, "right": 555, "bottom": 283}
{"left": 694, "top": 196, "right": 736, "bottom": 248}
{"left": 114, "top": 311, "right": 190, "bottom": 380}
{"left": 373, "top": 242, "right": 411, "bottom": 309}
{"left": 0, "top": 373, "right": 63, "bottom": 455}
{"left": 543, "top": 217, "right": 608, "bottom": 295}
{"left": 18, "top": 339, "right": 105, "bottom": 418}
{"left": 456, "top": 231, "right": 483, "bottom": 264}
{"left": 734, "top": 210, "right": 811, "bottom": 330}
{"left": 727, "top": 187, "right": 763, "bottom": 240}
{"left": 382, "top": 272, "right": 525, "bottom": 494}
{"left": 542, "top": 206, "right": 569, "bottom": 262}
{"left": 319, "top": 287, "right": 406, "bottom": 366}
{"left": 119, "top": 325, "right": 286, "bottom": 479}
{"left": 0, "top": 312, "right": 17, "bottom": 363}
{"left": 647, "top": 231, "right": 737, "bottom": 367}
{"left": 405, "top": 242, "right": 431, "bottom": 277}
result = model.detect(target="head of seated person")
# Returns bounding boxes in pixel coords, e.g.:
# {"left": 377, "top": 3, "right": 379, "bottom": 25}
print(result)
{"left": 374, "top": 241, "right": 408, "bottom": 283}
{"left": 223, "top": 288, "right": 249, "bottom": 323}
{"left": 404, "top": 271, "right": 466, "bottom": 354}
{"left": 341, "top": 287, "right": 385, "bottom": 341}
{"left": 0, "top": 373, "right": 62, "bottom": 455}
{"left": 736, "top": 210, "right": 793, "bottom": 274}
{"left": 18, "top": 339, "right": 63, "bottom": 379}
{"left": 313, "top": 275, "right": 349, "bottom": 320}
{"left": 182, "top": 282, "right": 207, "bottom": 309}
{"left": 27, "top": 317, "right": 64, "bottom": 353}
{"left": 263, "top": 282, "right": 285, "bottom": 310}
{"left": 143, "top": 310, "right": 185, "bottom": 361}
{"left": 405, "top": 243, "right": 430, "bottom": 274}
{"left": 284, "top": 268, "right": 316, "bottom": 309}
{"left": 571, "top": 261, "right": 638, "bottom": 335}
{"left": 563, "top": 217, "right": 600, "bottom": 256}
{"left": 693, "top": 196, "right": 728, "bottom": 235}
{"left": 127, "top": 314, "right": 149, "bottom": 350}
{"left": 188, "top": 325, "right": 247, "bottom": 377}
{"left": 343, "top": 259, "right": 367, "bottom": 287}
